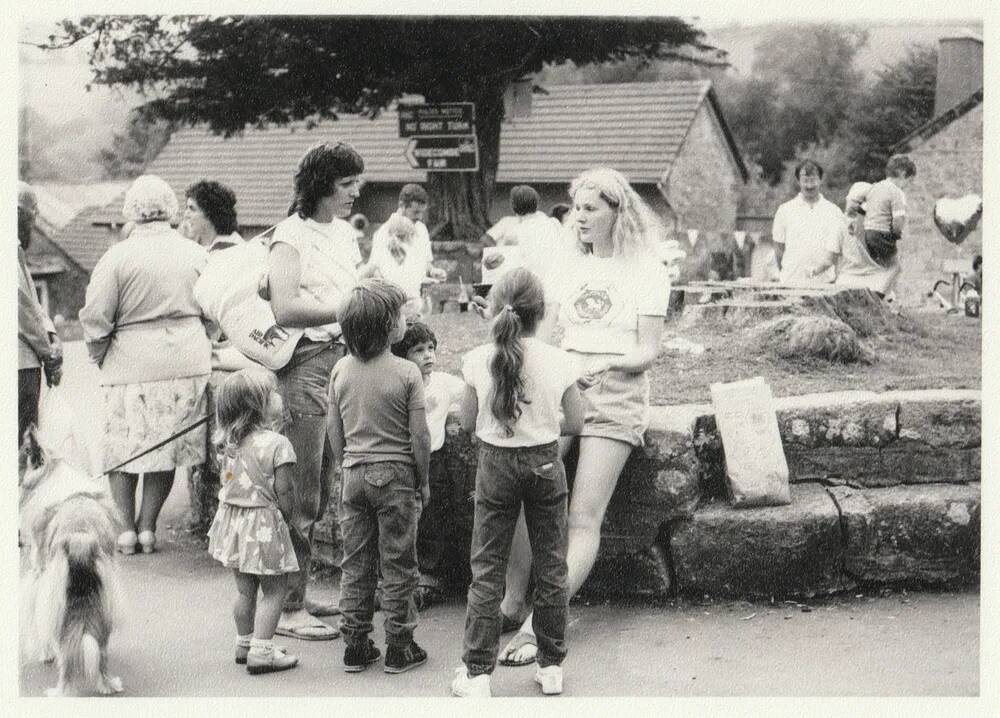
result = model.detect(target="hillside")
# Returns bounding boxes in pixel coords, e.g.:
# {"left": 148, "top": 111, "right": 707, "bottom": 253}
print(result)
{"left": 706, "top": 20, "right": 983, "bottom": 78}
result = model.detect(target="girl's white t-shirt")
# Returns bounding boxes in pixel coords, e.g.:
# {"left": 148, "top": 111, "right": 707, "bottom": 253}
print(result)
{"left": 547, "top": 253, "right": 671, "bottom": 355}
{"left": 424, "top": 371, "right": 466, "bottom": 452}
{"left": 462, "top": 338, "right": 577, "bottom": 447}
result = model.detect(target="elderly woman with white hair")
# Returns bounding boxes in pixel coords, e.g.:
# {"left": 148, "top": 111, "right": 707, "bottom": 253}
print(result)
{"left": 81, "top": 174, "right": 212, "bottom": 555}
{"left": 490, "top": 167, "right": 673, "bottom": 667}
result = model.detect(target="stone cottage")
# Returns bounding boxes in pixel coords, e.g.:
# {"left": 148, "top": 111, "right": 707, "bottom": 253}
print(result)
{"left": 890, "top": 31, "right": 983, "bottom": 305}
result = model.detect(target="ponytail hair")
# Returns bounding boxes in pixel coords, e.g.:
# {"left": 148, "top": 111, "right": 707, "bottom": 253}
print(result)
{"left": 487, "top": 268, "right": 546, "bottom": 437}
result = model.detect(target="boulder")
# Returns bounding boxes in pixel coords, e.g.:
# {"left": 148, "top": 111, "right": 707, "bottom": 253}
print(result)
{"left": 830, "top": 483, "right": 980, "bottom": 584}
{"left": 669, "top": 483, "right": 850, "bottom": 599}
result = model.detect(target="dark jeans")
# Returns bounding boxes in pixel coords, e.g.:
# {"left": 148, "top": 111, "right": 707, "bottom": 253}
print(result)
{"left": 339, "top": 461, "right": 421, "bottom": 647}
{"left": 864, "top": 229, "right": 898, "bottom": 267}
{"left": 463, "top": 441, "right": 569, "bottom": 675}
{"left": 417, "top": 450, "right": 474, "bottom": 587}
{"left": 275, "top": 340, "right": 344, "bottom": 611}
{"left": 18, "top": 368, "right": 41, "bottom": 445}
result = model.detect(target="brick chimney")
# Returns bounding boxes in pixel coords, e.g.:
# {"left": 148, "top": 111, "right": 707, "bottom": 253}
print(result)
{"left": 934, "top": 32, "right": 983, "bottom": 117}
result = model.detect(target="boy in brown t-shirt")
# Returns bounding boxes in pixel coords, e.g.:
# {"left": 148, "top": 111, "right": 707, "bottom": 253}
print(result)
{"left": 327, "top": 278, "right": 431, "bottom": 675}
{"left": 862, "top": 154, "right": 917, "bottom": 266}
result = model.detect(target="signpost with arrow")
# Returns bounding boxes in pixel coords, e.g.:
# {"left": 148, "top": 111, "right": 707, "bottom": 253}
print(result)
{"left": 399, "top": 103, "right": 479, "bottom": 172}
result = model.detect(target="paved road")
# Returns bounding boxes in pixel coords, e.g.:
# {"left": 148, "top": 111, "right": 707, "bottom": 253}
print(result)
{"left": 19, "top": 344, "right": 981, "bottom": 697}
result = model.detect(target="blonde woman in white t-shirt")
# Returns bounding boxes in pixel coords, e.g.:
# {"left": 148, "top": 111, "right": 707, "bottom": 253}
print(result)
{"left": 496, "top": 167, "right": 672, "bottom": 668}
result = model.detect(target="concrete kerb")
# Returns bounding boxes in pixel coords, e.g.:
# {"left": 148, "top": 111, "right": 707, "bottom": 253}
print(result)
{"left": 193, "top": 389, "right": 981, "bottom": 601}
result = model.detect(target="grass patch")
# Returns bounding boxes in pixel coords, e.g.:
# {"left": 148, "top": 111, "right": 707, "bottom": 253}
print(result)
{"left": 424, "top": 308, "right": 981, "bottom": 406}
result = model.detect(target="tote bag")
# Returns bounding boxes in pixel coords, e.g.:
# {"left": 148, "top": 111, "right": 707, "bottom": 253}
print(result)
{"left": 194, "top": 228, "right": 303, "bottom": 371}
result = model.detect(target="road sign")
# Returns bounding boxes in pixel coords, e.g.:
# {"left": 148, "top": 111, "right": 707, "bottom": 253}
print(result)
{"left": 404, "top": 136, "right": 479, "bottom": 172}
{"left": 398, "top": 103, "right": 476, "bottom": 137}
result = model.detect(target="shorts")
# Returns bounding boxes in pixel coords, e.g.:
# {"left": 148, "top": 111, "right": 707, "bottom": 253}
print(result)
{"left": 567, "top": 350, "right": 649, "bottom": 447}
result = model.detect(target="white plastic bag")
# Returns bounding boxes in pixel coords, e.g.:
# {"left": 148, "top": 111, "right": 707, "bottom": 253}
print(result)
{"left": 710, "top": 377, "right": 791, "bottom": 508}
{"left": 38, "top": 385, "right": 94, "bottom": 476}
{"left": 194, "top": 233, "right": 303, "bottom": 371}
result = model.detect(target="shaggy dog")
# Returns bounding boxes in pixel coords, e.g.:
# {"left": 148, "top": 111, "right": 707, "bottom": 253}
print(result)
{"left": 19, "top": 426, "right": 124, "bottom": 697}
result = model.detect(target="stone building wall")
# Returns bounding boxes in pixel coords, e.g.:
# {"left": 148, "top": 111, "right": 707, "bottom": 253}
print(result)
{"left": 666, "top": 103, "right": 742, "bottom": 234}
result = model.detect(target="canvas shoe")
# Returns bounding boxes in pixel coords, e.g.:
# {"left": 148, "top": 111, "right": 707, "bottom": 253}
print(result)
{"left": 534, "top": 664, "right": 563, "bottom": 695}
{"left": 343, "top": 639, "right": 381, "bottom": 672}
{"left": 383, "top": 640, "right": 427, "bottom": 674}
{"left": 246, "top": 646, "right": 299, "bottom": 675}
{"left": 451, "top": 667, "right": 492, "bottom": 697}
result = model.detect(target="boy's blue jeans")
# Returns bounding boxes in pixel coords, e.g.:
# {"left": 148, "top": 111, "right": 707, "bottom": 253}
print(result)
{"left": 462, "top": 441, "right": 569, "bottom": 676}
{"left": 339, "top": 461, "right": 422, "bottom": 647}
{"left": 275, "top": 339, "right": 344, "bottom": 612}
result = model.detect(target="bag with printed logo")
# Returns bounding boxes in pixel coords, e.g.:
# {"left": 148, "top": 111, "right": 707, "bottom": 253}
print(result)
{"left": 194, "top": 226, "right": 303, "bottom": 371}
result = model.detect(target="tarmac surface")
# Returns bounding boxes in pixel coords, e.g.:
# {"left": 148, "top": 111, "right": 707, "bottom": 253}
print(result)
{"left": 17, "top": 343, "right": 981, "bottom": 698}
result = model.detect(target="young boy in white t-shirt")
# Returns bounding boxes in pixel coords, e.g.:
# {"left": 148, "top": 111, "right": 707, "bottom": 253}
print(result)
{"left": 391, "top": 321, "right": 467, "bottom": 605}
{"left": 862, "top": 153, "right": 916, "bottom": 267}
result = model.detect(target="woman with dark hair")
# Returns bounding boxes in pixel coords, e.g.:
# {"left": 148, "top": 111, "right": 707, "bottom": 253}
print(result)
{"left": 182, "top": 180, "right": 242, "bottom": 251}
{"left": 265, "top": 141, "right": 369, "bottom": 640}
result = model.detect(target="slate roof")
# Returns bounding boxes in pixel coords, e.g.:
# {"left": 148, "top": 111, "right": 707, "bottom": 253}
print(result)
{"left": 891, "top": 88, "right": 983, "bottom": 153}
{"left": 89, "top": 81, "right": 746, "bottom": 228}
{"left": 50, "top": 206, "right": 121, "bottom": 272}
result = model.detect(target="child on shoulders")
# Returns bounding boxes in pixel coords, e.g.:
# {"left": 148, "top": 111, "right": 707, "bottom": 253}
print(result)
{"left": 392, "top": 321, "right": 468, "bottom": 606}
{"left": 451, "top": 268, "right": 584, "bottom": 698}
{"left": 327, "top": 278, "right": 431, "bottom": 674}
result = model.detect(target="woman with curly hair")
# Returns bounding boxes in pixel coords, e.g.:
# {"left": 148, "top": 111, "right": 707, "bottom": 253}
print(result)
{"left": 80, "top": 174, "right": 212, "bottom": 556}
{"left": 182, "top": 180, "right": 243, "bottom": 252}
{"left": 264, "top": 141, "right": 369, "bottom": 640}
{"left": 495, "top": 167, "right": 672, "bottom": 667}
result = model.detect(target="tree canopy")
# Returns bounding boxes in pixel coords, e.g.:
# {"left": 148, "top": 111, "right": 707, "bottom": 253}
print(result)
{"left": 41, "top": 15, "right": 716, "bottom": 238}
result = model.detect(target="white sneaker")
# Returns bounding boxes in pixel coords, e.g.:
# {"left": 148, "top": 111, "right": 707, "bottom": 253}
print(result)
{"left": 534, "top": 664, "right": 563, "bottom": 695}
{"left": 451, "top": 667, "right": 492, "bottom": 697}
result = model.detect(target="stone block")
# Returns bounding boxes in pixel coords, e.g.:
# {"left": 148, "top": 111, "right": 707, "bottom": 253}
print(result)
{"left": 581, "top": 543, "right": 672, "bottom": 599}
{"left": 830, "top": 483, "right": 980, "bottom": 584}
{"left": 896, "top": 397, "right": 981, "bottom": 449}
{"left": 669, "top": 483, "right": 850, "bottom": 598}
{"left": 618, "top": 425, "right": 701, "bottom": 516}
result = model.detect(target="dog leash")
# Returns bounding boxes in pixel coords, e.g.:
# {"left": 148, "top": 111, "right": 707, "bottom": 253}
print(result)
{"left": 101, "top": 340, "right": 337, "bottom": 475}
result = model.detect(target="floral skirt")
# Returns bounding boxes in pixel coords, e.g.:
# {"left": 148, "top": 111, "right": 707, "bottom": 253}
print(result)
{"left": 103, "top": 376, "right": 209, "bottom": 473}
{"left": 207, "top": 504, "right": 300, "bottom": 575}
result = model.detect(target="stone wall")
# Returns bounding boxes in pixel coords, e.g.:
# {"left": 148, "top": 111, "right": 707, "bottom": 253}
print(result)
{"left": 896, "top": 104, "right": 983, "bottom": 306}
{"left": 273, "top": 389, "right": 979, "bottom": 600}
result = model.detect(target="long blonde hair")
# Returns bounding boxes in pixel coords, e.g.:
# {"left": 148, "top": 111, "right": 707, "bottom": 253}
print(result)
{"left": 569, "top": 167, "right": 663, "bottom": 258}
{"left": 215, "top": 369, "right": 279, "bottom": 452}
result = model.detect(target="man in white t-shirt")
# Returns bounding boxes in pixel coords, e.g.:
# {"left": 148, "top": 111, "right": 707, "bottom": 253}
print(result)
{"left": 480, "top": 185, "right": 563, "bottom": 284}
{"left": 371, "top": 184, "right": 446, "bottom": 292}
{"left": 771, "top": 159, "right": 848, "bottom": 284}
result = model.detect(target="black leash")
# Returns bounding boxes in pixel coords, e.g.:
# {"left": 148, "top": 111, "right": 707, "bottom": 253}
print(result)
{"left": 101, "top": 339, "right": 337, "bottom": 475}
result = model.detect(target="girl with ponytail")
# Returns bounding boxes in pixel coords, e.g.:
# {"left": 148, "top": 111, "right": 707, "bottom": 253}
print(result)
{"left": 451, "top": 268, "right": 584, "bottom": 698}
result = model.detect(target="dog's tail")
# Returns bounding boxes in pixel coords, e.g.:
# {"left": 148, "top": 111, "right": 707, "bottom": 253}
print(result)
{"left": 34, "top": 532, "right": 115, "bottom": 691}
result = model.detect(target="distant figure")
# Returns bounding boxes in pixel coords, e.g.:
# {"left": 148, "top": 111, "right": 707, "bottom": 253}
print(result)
{"left": 863, "top": 154, "right": 916, "bottom": 267}
{"left": 809, "top": 181, "right": 901, "bottom": 297}
{"left": 549, "top": 203, "right": 572, "bottom": 225}
{"left": 17, "top": 182, "right": 63, "bottom": 444}
{"left": 371, "top": 184, "right": 445, "bottom": 311}
{"left": 480, "top": 185, "right": 562, "bottom": 283}
{"left": 771, "top": 159, "right": 847, "bottom": 284}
